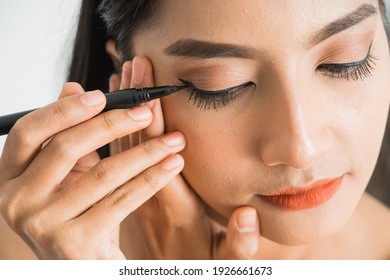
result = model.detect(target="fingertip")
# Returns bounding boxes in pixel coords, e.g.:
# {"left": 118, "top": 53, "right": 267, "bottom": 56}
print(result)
{"left": 109, "top": 73, "right": 120, "bottom": 92}
{"left": 236, "top": 207, "right": 258, "bottom": 233}
{"left": 225, "top": 206, "right": 259, "bottom": 259}
{"left": 145, "top": 99, "right": 156, "bottom": 110}
{"left": 131, "top": 56, "right": 155, "bottom": 88}
{"left": 59, "top": 82, "right": 85, "bottom": 98}
{"left": 122, "top": 60, "right": 132, "bottom": 71}
{"left": 162, "top": 154, "right": 184, "bottom": 171}
{"left": 120, "top": 61, "right": 132, "bottom": 90}
{"left": 80, "top": 90, "right": 106, "bottom": 107}
{"left": 132, "top": 57, "right": 146, "bottom": 85}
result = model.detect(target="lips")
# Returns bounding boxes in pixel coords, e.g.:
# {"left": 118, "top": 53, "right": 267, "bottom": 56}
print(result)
{"left": 259, "top": 177, "right": 343, "bottom": 210}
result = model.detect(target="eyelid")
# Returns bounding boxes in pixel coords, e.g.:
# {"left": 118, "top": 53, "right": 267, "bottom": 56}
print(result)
{"left": 320, "top": 43, "right": 373, "bottom": 67}
{"left": 178, "top": 78, "right": 254, "bottom": 93}
{"left": 317, "top": 43, "right": 376, "bottom": 81}
{"left": 180, "top": 78, "right": 256, "bottom": 110}
{"left": 174, "top": 63, "right": 254, "bottom": 88}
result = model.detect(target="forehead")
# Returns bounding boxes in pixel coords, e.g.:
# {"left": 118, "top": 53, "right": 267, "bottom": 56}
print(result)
{"left": 147, "top": 0, "right": 372, "bottom": 45}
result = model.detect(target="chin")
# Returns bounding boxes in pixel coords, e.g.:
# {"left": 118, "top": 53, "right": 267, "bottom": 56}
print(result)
{"left": 257, "top": 204, "right": 353, "bottom": 246}
{"left": 261, "top": 224, "right": 339, "bottom": 246}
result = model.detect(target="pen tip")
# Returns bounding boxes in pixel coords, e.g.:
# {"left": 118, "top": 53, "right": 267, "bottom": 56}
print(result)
{"left": 170, "top": 85, "right": 188, "bottom": 93}
{"left": 177, "top": 85, "right": 188, "bottom": 90}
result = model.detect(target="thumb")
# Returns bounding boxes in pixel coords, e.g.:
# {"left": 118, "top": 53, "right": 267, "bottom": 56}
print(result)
{"left": 58, "top": 82, "right": 85, "bottom": 99}
{"left": 221, "top": 206, "right": 260, "bottom": 259}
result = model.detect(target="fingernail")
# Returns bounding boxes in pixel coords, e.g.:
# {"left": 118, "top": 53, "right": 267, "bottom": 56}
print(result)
{"left": 162, "top": 155, "right": 183, "bottom": 171}
{"left": 238, "top": 211, "right": 257, "bottom": 233}
{"left": 128, "top": 106, "right": 152, "bottom": 121}
{"left": 145, "top": 100, "right": 156, "bottom": 109}
{"left": 80, "top": 90, "right": 105, "bottom": 106}
{"left": 132, "top": 59, "right": 146, "bottom": 84}
{"left": 162, "top": 132, "right": 186, "bottom": 147}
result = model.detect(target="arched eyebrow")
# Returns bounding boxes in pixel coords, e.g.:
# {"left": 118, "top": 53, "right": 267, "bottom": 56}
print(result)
{"left": 310, "top": 3, "right": 377, "bottom": 46}
{"left": 163, "top": 3, "right": 378, "bottom": 59}
{"left": 163, "top": 39, "right": 254, "bottom": 59}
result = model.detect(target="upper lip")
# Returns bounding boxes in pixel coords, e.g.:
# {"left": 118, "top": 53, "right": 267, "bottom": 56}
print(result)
{"left": 260, "top": 177, "right": 342, "bottom": 197}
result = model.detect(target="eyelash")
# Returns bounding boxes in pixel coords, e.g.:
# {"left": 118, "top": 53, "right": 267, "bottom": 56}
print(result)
{"left": 179, "top": 78, "right": 255, "bottom": 110}
{"left": 317, "top": 46, "right": 377, "bottom": 81}
{"left": 180, "top": 47, "right": 377, "bottom": 110}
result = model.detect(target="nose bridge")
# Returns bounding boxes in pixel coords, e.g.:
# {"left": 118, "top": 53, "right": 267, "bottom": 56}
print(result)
{"left": 259, "top": 67, "right": 330, "bottom": 169}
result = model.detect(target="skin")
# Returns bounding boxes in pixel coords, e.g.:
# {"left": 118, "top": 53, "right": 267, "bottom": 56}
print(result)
{"left": 0, "top": 0, "right": 389, "bottom": 259}
{"left": 131, "top": 0, "right": 390, "bottom": 246}
{"left": 130, "top": 0, "right": 390, "bottom": 250}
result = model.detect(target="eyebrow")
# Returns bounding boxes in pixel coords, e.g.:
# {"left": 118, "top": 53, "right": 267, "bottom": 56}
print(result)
{"left": 163, "top": 39, "right": 255, "bottom": 59}
{"left": 163, "top": 3, "right": 378, "bottom": 59}
{"left": 310, "top": 4, "right": 377, "bottom": 46}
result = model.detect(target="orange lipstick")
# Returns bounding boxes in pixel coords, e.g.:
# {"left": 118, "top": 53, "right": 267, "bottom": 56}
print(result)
{"left": 259, "top": 177, "right": 343, "bottom": 210}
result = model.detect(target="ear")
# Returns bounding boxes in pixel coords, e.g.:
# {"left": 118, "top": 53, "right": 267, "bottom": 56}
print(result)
{"left": 105, "top": 39, "right": 122, "bottom": 68}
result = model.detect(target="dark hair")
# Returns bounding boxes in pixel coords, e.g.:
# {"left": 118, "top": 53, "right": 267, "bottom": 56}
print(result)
{"left": 68, "top": 0, "right": 390, "bottom": 205}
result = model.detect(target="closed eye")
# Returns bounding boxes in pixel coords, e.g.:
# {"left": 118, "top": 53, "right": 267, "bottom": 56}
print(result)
{"left": 179, "top": 78, "right": 255, "bottom": 110}
{"left": 317, "top": 44, "right": 377, "bottom": 81}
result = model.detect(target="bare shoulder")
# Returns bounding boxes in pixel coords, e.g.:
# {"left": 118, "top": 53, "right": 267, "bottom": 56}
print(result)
{"left": 355, "top": 193, "right": 390, "bottom": 259}
{"left": 0, "top": 217, "right": 37, "bottom": 260}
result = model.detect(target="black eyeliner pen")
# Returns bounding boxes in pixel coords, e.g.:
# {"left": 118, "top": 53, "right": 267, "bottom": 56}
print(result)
{"left": 0, "top": 85, "right": 187, "bottom": 136}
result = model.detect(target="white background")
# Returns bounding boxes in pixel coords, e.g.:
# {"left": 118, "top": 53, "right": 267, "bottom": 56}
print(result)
{"left": 0, "top": 0, "right": 81, "bottom": 153}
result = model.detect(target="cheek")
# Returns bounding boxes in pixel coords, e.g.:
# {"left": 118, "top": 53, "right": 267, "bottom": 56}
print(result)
{"left": 161, "top": 95, "right": 255, "bottom": 216}
{"left": 342, "top": 49, "right": 390, "bottom": 188}
{"left": 349, "top": 87, "right": 389, "bottom": 179}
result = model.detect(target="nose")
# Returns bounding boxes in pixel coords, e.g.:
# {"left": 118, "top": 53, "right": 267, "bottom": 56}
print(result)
{"left": 257, "top": 78, "right": 332, "bottom": 169}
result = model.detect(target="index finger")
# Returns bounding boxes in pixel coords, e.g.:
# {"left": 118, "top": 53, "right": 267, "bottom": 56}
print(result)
{"left": 0, "top": 83, "right": 105, "bottom": 180}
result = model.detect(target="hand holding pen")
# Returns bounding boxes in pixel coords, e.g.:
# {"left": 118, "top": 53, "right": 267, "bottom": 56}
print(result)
{"left": 0, "top": 76, "right": 187, "bottom": 258}
{"left": 0, "top": 84, "right": 186, "bottom": 136}
{"left": 0, "top": 57, "right": 260, "bottom": 259}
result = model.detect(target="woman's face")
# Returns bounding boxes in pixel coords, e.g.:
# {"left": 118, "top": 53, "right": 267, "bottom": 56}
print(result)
{"left": 132, "top": 0, "right": 390, "bottom": 245}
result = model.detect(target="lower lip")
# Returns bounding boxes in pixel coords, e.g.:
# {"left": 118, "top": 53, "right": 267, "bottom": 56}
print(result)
{"left": 259, "top": 177, "right": 343, "bottom": 211}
